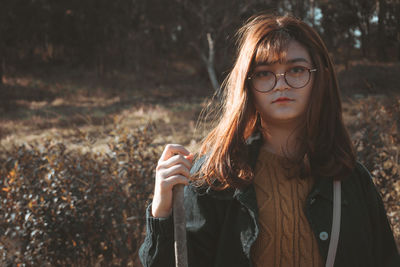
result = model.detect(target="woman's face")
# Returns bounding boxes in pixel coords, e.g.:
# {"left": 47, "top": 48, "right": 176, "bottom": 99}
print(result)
{"left": 250, "top": 40, "right": 314, "bottom": 126}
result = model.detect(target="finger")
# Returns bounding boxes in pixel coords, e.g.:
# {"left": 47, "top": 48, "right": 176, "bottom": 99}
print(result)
{"left": 162, "top": 164, "right": 191, "bottom": 179}
{"left": 160, "top": 144, "right": 190, "bottom": 161}
{"left": 164, "top": 175, "right": 189, "bottom": 187}
{"left": 161, "top": 154, "right": 192, "bottom": 170}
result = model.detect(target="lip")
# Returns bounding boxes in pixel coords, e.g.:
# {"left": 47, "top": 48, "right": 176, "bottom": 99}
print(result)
{"left": 272, "top": 97, "right": 294, "bottom": 103}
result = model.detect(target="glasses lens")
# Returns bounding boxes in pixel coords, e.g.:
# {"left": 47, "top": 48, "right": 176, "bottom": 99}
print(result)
{"left": 285, "top": 67, "right": 310, "bottom": 88}
{"left": 250, "top": 67, "right": 312, "bottom": 92}
{"left": 251, "top": 71, "right": 275, "bottom": 92}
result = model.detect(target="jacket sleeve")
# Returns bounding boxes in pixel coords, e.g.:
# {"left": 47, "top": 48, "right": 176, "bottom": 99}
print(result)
{"left": 138, "top": 185, "right": 224, "bottom": 267}
{"left": 356, "top": 162, "right": 400, "bottom": 267}
{"left": 139, "top": 155, "right": 229, "bottom": 267}
{"left": 138, "top": 203, "right": 175, "bottom": 267}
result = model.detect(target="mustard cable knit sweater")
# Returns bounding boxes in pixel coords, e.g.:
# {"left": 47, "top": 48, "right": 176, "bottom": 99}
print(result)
{"left": 251, "top": 145, "right": 324, "bottom": 267}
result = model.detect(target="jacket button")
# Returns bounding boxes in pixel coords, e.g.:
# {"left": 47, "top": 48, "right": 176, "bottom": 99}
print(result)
{"left": 310, "top": 198, "right": 316, "bottom": 205}
{"left": 319, "top": 231, "right": 329, "bottom": 241}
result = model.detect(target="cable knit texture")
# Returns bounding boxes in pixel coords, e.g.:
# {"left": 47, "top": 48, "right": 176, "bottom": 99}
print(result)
{"left": 251, "top": 145, "right": 324, "bottom": 267}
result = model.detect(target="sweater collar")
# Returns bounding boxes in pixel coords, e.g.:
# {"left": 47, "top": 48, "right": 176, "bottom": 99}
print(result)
{"left": 233, "top": 132, "right": 347, "bottom": 212}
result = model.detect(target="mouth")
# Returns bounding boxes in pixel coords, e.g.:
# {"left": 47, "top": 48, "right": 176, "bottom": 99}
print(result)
{"left": 272, "top": 97, "right": 294, "bottom": 103}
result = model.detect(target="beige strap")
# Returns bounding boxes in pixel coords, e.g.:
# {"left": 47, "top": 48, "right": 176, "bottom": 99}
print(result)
{"left": 326, "top": 180, "right": 341, "bottom": 267}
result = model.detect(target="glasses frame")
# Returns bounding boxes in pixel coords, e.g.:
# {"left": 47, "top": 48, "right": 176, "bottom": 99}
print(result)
{"left": 247, "top": 68, "right": 317, "bottom": 93}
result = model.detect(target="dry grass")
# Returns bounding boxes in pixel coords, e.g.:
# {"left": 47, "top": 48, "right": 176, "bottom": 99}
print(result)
{"left": 1, "top": 63, "right": 399, "bottom": 259}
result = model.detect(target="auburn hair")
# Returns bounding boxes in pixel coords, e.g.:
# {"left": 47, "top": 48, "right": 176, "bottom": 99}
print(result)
{"left": 197, "top": 14, "right": 356, "bottom": 190}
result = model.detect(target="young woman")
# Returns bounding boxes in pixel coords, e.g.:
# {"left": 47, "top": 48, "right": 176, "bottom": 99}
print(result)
{"left": 139, "top": 14, "right": 400, "bottom": 267}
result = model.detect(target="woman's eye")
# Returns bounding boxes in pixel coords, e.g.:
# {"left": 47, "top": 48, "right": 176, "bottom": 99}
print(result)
{"left": 288, "top": 66, "right": 307, "bottom": 74}
{"left": 254, "top": 71, "right": 272, "bottom": 78}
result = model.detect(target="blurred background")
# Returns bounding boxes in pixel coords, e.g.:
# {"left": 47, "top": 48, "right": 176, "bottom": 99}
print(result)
{"left": 0, "top": 0, "right": 399, "bottom": 266}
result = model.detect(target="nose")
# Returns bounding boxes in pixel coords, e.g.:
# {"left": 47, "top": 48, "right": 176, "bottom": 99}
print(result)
{"left": 273, "top": 73, "right": 289, "bottom": 91}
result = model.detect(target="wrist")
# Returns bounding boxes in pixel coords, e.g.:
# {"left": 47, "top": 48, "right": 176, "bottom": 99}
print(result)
{"left": 151, "top": 205, "right": 172, "bottom": 218}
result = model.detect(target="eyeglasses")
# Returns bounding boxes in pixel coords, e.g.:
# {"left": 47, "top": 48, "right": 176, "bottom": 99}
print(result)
{"left": 247, "top": 66, "right": 317, "bottom": 93}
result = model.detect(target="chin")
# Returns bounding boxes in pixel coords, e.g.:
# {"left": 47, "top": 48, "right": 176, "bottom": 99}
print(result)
{"left": 264, "top": 113, "right": 302, "bottom": 123}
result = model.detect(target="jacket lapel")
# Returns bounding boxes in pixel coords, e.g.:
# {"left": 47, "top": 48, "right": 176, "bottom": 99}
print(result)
{"left": 308, "top": 175, "right": 349, "bottom": 206}
{"left": 309, "top": 177, "right": 333, "bottom": 202}
{"left": 233, "top": 132, "right": 263, "bottom": 215}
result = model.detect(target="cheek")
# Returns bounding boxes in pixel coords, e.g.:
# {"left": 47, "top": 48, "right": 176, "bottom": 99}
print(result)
{"left": 252, "top": 92, "right": 271, "bottom": 109}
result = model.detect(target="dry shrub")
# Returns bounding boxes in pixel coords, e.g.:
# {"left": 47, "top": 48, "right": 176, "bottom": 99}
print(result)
{"left": 0, "top": 125, "right": 159, "bottom": 266}
{"left": 1, "top": 93, "right": 399, "bottom": 266}
{"left": 338, "top": 63, "right": 400, "bottom": 96}
{"left": 349, "top": 95, "right": 400, "bottom": 246}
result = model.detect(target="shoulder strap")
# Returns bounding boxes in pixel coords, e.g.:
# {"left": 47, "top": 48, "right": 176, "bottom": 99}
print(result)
{"left": 326, "top": 180, "right": 341, "bottom": 267}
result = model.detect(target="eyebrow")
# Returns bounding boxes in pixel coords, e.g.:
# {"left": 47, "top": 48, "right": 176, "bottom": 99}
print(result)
{"left": 256, "top": 57, "right": 310, "bottom": 66}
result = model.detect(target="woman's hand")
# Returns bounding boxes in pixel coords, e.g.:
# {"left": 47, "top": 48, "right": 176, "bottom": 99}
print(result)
{"left": 151, "top": 144, "right": 194, "bottom": 218}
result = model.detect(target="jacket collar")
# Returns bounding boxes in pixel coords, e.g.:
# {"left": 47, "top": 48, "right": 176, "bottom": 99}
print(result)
{"left": 233, "top": 132, "right": 261, "bottom": 214}
{"left": 233, "top": 184, "right": 258, "bottom": 215}
{"left": 309, "top": 177, "right": 334, "bottom": 202}
{"left": 233, "top": 132, "right": 348, "bottom": 213}
{"left": 310, "top": 175, "right": 349, "bottom": 206}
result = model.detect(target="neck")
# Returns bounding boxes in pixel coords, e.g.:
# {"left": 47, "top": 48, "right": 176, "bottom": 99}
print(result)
{"left": 260, "top": 119, "right": 301, "bottom": 158}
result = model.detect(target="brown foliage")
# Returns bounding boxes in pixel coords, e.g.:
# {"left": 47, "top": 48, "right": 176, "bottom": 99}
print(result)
{"left": 0, "top": 125, "right": 159, "bottom": 266}
{"left": 0, "top": 90, "right": 399, "bottom": 266}
{"left": 348, "top": 95, "right": 400, "bottom": 247}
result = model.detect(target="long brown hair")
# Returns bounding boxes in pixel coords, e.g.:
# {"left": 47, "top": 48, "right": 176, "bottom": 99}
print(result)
{"left": 197, "top": 14, "right": 356, "bottom": 190}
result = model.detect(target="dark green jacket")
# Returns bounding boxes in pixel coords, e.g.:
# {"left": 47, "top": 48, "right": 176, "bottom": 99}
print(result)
{"left": 139, "top": 137, "right": 400, "bottom": 267}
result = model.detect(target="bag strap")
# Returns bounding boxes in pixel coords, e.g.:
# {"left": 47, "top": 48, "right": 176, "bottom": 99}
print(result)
{"left": 325, "top": 180, "right": 341, "bottom": 267}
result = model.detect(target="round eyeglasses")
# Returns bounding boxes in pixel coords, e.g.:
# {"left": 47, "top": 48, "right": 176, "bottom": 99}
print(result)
{"left": 247, "top": 66, "right": 317, "bottom": 93}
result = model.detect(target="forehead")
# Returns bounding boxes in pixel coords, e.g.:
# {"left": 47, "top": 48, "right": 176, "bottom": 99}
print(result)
{"left": 284, "top": 40, "right": 312, "bottom": 63}
{"left": 253, "top": 39, "right": 312, "bottom": 66}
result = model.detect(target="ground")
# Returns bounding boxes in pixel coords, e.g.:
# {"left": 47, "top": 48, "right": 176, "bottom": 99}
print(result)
{"left": 1, "top": 63, "right": 399, "bottom": 254}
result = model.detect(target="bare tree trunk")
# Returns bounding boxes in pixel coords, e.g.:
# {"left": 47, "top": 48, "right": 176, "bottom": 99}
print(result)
{"left": 397, "top": 21, "right": 400, "bottom": 61}
{"left": 310, "top": 0, "right": 315, "bottom": 27}
{"left": 344, "top": 30, "right": 352, "bottom": 70}
{"left": 205, "top": 33, "right": 221, "bottom": 94}
{"left": 193, "top": 33, "right": 221, "bottom": 94}
{"left": 398, "top": 32, "right": 400, "bottom": 61}
{"left": 359, "top": 27, "right": 367, "bottom": 58}
{"left": 0, "top": 56, "right": 3, "bottom": 86}
{"left": 0, "top": 52, "right": 5, "bottom": 86}
{"left": 377, "top": 0, "right": 387, "bottom": 61}
{"left": 294, "top": 0, "right": 307, "bottom": 20}
{"left": 366, "top": 19, "right": 371, "bottom": 59}
{"left": 0, "top": 54, "right": 4, "bottom": 113}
